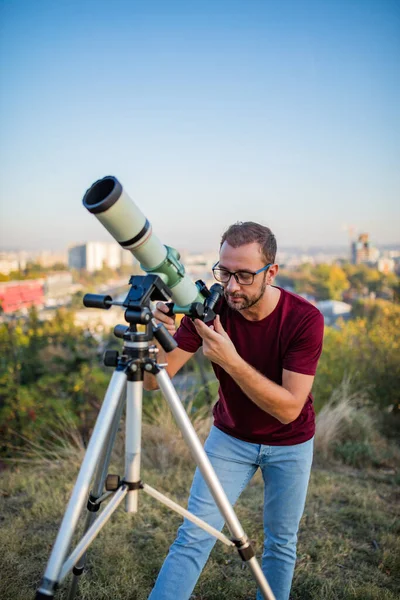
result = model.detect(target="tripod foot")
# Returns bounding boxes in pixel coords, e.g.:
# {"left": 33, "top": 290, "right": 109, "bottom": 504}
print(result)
{"left": 36, "top": 577, "right": 57, "bottom": 599}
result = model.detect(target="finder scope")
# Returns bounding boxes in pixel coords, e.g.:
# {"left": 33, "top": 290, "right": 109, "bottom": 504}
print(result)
{"left": 82, "top": 176, "right": 207, "bottom": 310}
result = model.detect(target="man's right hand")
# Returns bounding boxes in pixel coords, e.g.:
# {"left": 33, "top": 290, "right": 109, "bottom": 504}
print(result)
{"left": 154, "top": 302, "right": 177, "bottom": 337}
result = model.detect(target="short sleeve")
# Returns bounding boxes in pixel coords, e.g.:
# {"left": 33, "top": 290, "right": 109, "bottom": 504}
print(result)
{"left": 282, "top": 309, "right": 324, "bottom": 376}
{"left": 174, "top": 315, "right": 203, "bottom": 353}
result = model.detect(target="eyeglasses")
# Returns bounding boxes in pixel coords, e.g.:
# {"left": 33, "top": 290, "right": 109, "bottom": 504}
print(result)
{"left": 212, "top": 262, "right": 273, "bottom": 286}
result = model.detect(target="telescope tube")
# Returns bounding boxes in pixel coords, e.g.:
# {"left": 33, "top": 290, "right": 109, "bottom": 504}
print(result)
{"left": 83, "top": 176, "right": 206, "bottom": 308}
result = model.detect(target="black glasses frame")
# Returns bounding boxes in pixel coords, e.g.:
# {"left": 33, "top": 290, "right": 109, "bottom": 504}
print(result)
{"left": 212, "top": 262, "right": 273, "bottom": 286}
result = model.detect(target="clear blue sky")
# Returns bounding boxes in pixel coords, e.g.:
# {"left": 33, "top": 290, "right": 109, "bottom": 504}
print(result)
{"left": 0, "top": 0, "right": 399, "bottom": 253}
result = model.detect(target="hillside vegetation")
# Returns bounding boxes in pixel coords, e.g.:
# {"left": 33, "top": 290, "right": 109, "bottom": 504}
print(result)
{"left": 0, "top": 403, "right": 399, "bottom": 600}
{"left": 0, "top": 274, "right": 399, "bottom": 599}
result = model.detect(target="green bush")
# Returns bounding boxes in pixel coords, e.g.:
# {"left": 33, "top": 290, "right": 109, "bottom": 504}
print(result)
{"left": 0, "top": 307, "right": 109, "bottom": 455}
{"left": 313, "top": 300, "right": 400, "bottom": 426}
{"left": 333, "top": 440, "right": 376, "bottom": 467}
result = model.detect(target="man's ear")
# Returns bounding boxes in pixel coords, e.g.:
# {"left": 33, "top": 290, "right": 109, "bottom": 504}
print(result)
{"left": 267, "top": 264, "right": 279, "bottom": 284}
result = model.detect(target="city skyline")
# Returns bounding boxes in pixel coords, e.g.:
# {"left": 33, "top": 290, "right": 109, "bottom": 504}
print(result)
{"left": 1, "top": 240, "right": 400, "bottom": 254}
{"left": 1, "top": 237, "right": 399, "bottom": 263}
{"left": 0, "top": 0, "right": 399, "bottom": 252}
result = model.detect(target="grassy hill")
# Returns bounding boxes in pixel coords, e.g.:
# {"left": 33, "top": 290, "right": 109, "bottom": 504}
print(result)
{"left": 1, "top": 406, "right": 399, "bottom": 600}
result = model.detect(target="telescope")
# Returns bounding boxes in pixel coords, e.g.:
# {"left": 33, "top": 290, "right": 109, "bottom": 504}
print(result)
{"left": 83, "top": 176, "right": 213, "bottom": 318}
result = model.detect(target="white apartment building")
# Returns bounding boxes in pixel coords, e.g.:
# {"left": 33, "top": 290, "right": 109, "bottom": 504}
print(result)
{"left": 181, "top": 251, "right": 218, "bottom": 286}
{"left": 68, "top": 242, "right": 134, "bottom": 272}
{"left": 0, "top": 251, "right": 29, "bottom": 274}
{"left": 0, "top": 250, "right": 68, "bottom": 275}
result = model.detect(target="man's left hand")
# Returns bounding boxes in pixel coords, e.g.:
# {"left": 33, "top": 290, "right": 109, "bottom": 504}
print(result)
{"left": 193, "top": 315, "right": 240, "bottom": 369}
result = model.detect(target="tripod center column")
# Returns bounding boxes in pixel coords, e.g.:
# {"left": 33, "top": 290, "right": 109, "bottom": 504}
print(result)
{"left": 125, "top": 373, "right": 143, "bottom": 513}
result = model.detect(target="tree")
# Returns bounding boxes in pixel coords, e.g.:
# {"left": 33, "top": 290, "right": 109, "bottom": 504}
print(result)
{"left": 312, "top": 264, "right": 349, "bottom": 300}
{"left": 313, "top": 299, "right": 400, "bottom": 428}
{"left": 342, "top": 263, "right": 400, "bottom": 300}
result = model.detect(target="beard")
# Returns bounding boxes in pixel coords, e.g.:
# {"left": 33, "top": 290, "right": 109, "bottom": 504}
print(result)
{"left": 224, "top": 275, "right": 267, "bottom": 311}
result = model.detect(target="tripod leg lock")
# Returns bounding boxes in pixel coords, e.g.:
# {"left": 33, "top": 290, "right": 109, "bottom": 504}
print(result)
{"left": 105, "top": 475, "right": 143, "bottom": 492}
{"left": 72, "top": 565, "right": 84, "bottom": 576}
{"left": 232, "top": 538, "right": 255, "bottom": 562}
{"left": 87, "top": 493, "right": 101, "bottom": 512}
{"left": 123, "top": 480, "right": 143, "bottom": 491}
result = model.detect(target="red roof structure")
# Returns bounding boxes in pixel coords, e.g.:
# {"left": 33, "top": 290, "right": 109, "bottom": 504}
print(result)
{"left": 0, "top": 280, "right": 45, "bottom": 314}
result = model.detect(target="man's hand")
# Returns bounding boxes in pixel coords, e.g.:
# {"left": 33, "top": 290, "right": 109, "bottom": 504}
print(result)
{"left": 195, "top": 316, "right": 313, "bottom": 424}
{"left": 154, "top": 302, "right": 177, "bottom": 337}
{"left": 193, "top": 315, "right": 240, "bottom": 369}
{"left": 144, "top": 302, "right": 193, "bottom": 392}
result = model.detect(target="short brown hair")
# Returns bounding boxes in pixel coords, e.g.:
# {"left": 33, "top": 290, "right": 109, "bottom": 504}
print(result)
{"left": 220, "top": 221, "right": 277, "bottom": 263}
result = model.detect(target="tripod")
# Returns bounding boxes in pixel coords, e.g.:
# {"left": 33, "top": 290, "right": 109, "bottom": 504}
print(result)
{"left": 36, "top": 275, "right": 276, "bottom": 600}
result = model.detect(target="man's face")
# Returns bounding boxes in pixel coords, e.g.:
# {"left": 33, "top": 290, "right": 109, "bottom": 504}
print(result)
{"left": 218, "top": 241, "right": 272, "bottom": 311}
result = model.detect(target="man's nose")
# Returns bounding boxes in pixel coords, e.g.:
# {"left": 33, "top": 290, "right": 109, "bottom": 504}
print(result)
{"left": 226, "top": 275, "right": 240, "bottom": 293}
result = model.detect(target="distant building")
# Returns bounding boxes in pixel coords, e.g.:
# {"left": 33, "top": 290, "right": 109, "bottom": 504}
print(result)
{"left": 68, "top": 242, "right": 134, "bottom": 272}
{"left": 377, "top": 258, "right": 395, "bottom": 274}
{"left": 0, "top": 250, "right": 68, "bottom": 275}
{"left": 0, "top": 272, "right": 81, "bottom": 314}
{"left": 316, "top": 300, "right": 352, "bottom": 326}
{"left": 351, "top": 233, "right": 379, "bottom": 265}
{"left": 181, "top": 251, "right": 218, "bottom": 287}
{"left": 32, "top": 251, "right": 68, "bottom": 268}
{"left": 43, "top": 272, "right": 80, "bottom": 307}
{"left": 0, "top": 280, "right": 45, "bottom": 314}
{"left": 0, "top": 251, "right": 29, "bottom": 275}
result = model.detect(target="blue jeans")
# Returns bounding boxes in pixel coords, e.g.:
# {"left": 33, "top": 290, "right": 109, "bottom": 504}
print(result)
{"left": 148, "top": 426, "right": 314, "bottom": 600}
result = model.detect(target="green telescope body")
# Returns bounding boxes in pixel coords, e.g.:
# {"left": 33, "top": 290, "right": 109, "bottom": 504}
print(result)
{"left": 82, "top": 176, "right": 207, "bottom": 310}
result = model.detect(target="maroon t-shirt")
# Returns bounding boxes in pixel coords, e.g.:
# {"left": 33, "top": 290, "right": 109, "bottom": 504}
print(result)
{"left": 174, "top": 287, "right": 324, "bottom": 446}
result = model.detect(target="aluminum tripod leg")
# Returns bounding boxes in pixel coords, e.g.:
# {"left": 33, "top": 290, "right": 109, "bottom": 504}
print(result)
{"left": 156, "top": 368, "right": 276, "bottom": 600}
{"left": 37, "top": 370, "right": 127, "bottom": 598}
{"left": 67, "top": 391, "right": 126, "bottom": 600}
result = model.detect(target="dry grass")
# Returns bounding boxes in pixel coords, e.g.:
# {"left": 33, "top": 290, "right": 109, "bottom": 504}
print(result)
{"left": 1, "top": 448, "right": 399, "bottom": 600}
{"left": 315, "top": 376, "right": 400, "bottom": 473}
{"left": 1, "top": 379, "right": 399, "bottom": 599}
{"left": 141, "top": 397, "right": 213, "bottom": 471}
{"left": 4, "top": 411, "right": 86, "bottom": 469}
{"left": 315, "top": 377, "right": 376, "bottom": 459}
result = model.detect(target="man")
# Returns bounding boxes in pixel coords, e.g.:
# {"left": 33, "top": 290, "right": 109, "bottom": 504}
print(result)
{"left": 145, "top": 222, "right": 324, "bottom": 600}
